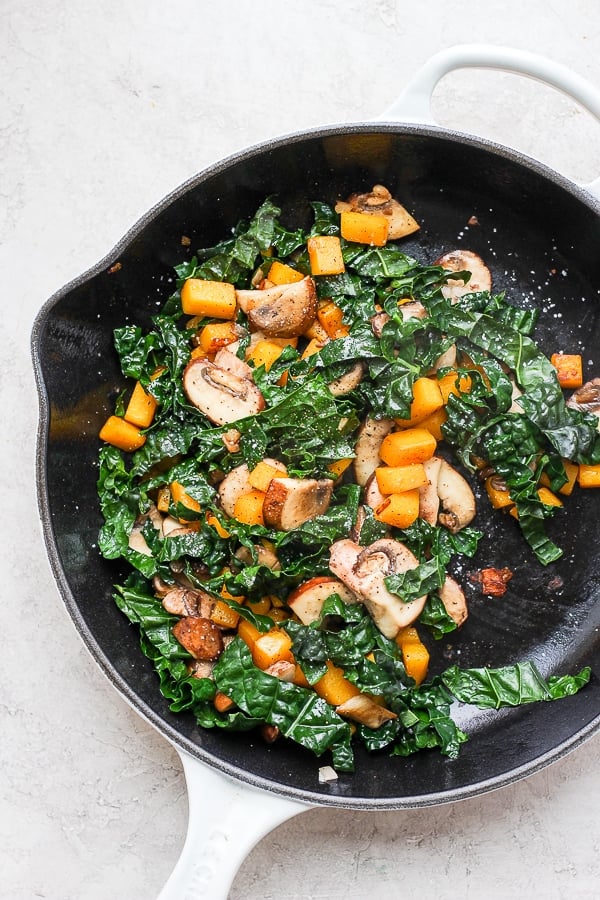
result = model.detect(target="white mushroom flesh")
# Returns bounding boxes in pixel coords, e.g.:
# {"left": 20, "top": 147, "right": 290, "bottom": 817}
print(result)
{"left": 436, "top": 249, "right": 492, "bottom": 302}
{"left": 329, "top": 538, "right": 427, "bottom": 638}
{"left": 183, "top": 358, "right": 265, "bottom": 426}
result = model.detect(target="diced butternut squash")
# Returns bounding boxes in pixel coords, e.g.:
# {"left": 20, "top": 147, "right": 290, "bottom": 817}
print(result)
{"left": 181, "top": 278, "right": 237, "bottom": 318}
{"left": 307, "top": 235, "right": 345, "bottom": 275}
{"left": 268, "top": 260, "right": 304, "bottom": 285}
{"left": 246, "top": 339, "right": 285, "bottom": 371}
{"left": 395, "top": 377, "right": 444, "bottom": 427}
{"left": 379, "top": 427, "right": 437, "bottom": 467}
{"left": 99, "top": 415, "right": 146, "bottom": 452}
{"left": 577, "top": 464, "right": 600, "bottom": 488}
{"left": 374, "top": 489, "right": 421, "bottom": 529}
{"left": 247, "top": 596, "right": 273, "bottom": 616}
{"left": 418, "top": 407, "right": 448, "bottom": 441}
{"left": 396, "top": 626, "right": 430, "bottom": 685}
{"left": 249, "top": 460, "right": 288, "bottom": 492}
{"left": 437, "top": 370, "right": 473, "bottom": 404}
{"left": 313, "top": 660, "right": 361, "bottom": 706}
{"left": 317, "top": 300, "right": 350, "bottom": 339}
{"left": 237, "top": 618, "right": 261, "bottom": 649}
{"left": 540, "top": 459, "right": 579, "bottom": 496}
{"left": 233, "top": 489, "right": 266, "bottom": 526}
{"left": 170, "top": 480, "right": 201, "bottom": 514}
{"left": 375, "top": 463, "right": 428, "bottom": 494}
{"left": 537, "top": 486, "right": 563, "bottom": 508}
{"left": 303, "top": 318, "right": 330, "bottom": 342}
{"left": 124, "top": 381, "right": 158, "bottom": 428}
{"left": 551, "top": 353, "right": 583, "bottom": 389}
{"left": 205, "top": 511, "right": 230, "bottom": 538}
{"left": 190, "top": 345, "right": 210, "bottom": 359}
{"left": 214, "top": 692, "right": 236, "bottom": 713}
{"left": 340, "top": 210, "right": 389, "bottom": 246}
{"left": 198, "top": 321, "right": 239, "bottom": 354}
{"left": 157, "top": 485, "right": 171, "bottom": 512}
{"left": 328, "top": 457, "right": 353, "bottom": 479}
{"left": 301, "top": 336, "right": 328, "bottom": 359}
{"left": 252, "top": 628, "right": 294, "bottom": 670}
{"left": 485, "top": 477, "right": 513, "bottom": 510}
{"left": 210, "top": 599, "right": 240, "bottom": 630}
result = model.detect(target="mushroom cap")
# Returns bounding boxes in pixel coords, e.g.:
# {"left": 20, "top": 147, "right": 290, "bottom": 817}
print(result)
{"left": 183, "top": 357, "right": 265, "bottom": 426}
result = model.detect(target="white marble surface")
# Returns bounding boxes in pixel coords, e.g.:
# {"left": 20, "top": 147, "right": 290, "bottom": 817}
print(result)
{"left": 3, "top": 1, "right": 600, "bottom": 897}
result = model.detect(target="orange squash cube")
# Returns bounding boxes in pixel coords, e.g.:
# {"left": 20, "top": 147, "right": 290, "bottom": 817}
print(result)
{"left": 252, "top": 629, "right": 294, "bottom": 670}
{"left": 233, "top": 489, "right": 266, "bottom": 526}
{"left": 124, "top": 381, "right": 158, "bottom": 429}
{"left": 181, "top": 278, "right": 236, "bottom": 319}
{"left": 379, "top": 427, "right": 437, "bottom": 467}
{"left": 99, "top": 415, "right": 146, "bottom": 452}
{"left": 268, "top": 260, "right": 304, "bottom": 285}
{"left": 375, "top": 463, "right": 428, "bottom": 494}
{"left": 374, "top": 489, "right": 421, "bottom": 529}
{"left": 313, "top": 660, "right": 360, "bottom": 706}
{"left": 395, "top": 377, "right": 444, "bottom": 427}
{"left": 550, "top": 353, "right": 583, "bottom": 389}
{"left": 340, "top": 210, "right": 389, "bottom": 246}
{"left": 307, "top": 235, "right": 345, "bottom": 276}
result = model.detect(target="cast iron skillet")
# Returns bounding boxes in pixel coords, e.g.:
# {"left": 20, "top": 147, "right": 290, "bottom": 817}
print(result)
{"left": 32, "top": 46, "right": 600, "bottom": 898}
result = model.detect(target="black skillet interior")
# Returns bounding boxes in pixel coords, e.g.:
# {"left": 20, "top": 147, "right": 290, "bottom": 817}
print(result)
{"left": 33, "top": 124, "right": 600, "bottom": 809}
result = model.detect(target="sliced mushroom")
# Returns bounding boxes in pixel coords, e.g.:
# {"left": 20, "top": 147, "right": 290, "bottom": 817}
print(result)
{"left": 439, "top": 575, "right": 468, "bottom": 626}
{"left": 437, "top": 458, "right": 477, "bottom": 533}
{"left": 328, "top": 361, "right": 365, "bottom": 396}
{"left": 218, "top": 463, "right": 253, "bottom": 517}
{"left": 236, "top": 277, "right": 318, "bottom": 338}
{"left": 436, "top": 249, "right": 492, "bottom": 301}
{"left": 370, "top": 310, "right": 390, "bottom": 337}
{"left": 287, "top": 576, "right": 357, "bottom": 625}
{"left": 418, "top": 456, "right": 443, "bottom": 525}
{"left": 183, "top": 358, "right": 265, "bottom": 426}
{"left": 162, "top": 587, "right": 214, "bottom": 618}
{"left": 335, "top": 184, "right": 420, "bottom": 240}
{"left": 263, "top": 476, "right": 334, "bottom": 531}
{"left": 363, "top": 472, "right": 387, "bottom": 511}
{"left": 329, "top": 538, "right": 427, "bottom": 638}
{"left": 264, "top": 660, "right": 297, "bottom": 681}
{"left": 213, "top": 347, "right": 253, "bottom": 379}
{"left": 432, "top": 344, "right": 458, "bottom": 371}
{"left": 235, "top": 542, "right": 281, "bottom": 570}
{"left": 335, "top": 693, "right": 397, "bottom": 729}
{"left": 399, "top": 300, "right": 428, "bottom": 321}
{"left": 566, "top": 377, "right": 600, "bottom": 430}
{"left": 353, "top": 417, "right": 394, "bottom": 486}
{"left": 172, "top": 616, "right": 224, "bottom": 661}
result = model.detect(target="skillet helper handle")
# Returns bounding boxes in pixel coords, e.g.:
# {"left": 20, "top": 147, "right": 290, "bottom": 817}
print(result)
{"left": 157, "top": 751, "right": 308, "bottom": 900}
{"left": 379, "top": 44, "right": 600, "bottom": 200}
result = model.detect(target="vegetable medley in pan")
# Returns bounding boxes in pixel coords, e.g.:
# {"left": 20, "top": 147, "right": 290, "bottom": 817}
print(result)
{"left": 97, "top": 186, "right": 600, "bottom": 774}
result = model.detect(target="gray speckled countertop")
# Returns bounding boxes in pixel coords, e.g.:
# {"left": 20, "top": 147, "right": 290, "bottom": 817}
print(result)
{"left": 4, "top": 2, "right": 600, "bottom": 897}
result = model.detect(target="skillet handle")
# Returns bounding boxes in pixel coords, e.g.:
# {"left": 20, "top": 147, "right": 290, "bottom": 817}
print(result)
{"left": 157, "top": 751, "right": 309, "bottom": 900}
{"left": 379, "top": 44, "right": 600, "bottom": 199}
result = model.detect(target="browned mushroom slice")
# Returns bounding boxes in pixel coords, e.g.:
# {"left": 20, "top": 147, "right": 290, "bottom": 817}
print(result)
{"left": 439, "top": 575, "right": 468, "bottom": 626}
{"left": 217, "top": 463, "right": 253, "bottom": 517}
{"left": 335, "top": 184, "right": 420, "bottom": 240}
{"left": 235, "top": 542, "right": 281, "bottom": 570}
{"left": 399, "top": 300, "right": 428, "bottom": 321}
{"left": 328, "top": 361, "right": 365, "bottom": 396}
{"left": 353, "top": 417, "right": 395, "bottom": 487}
{"left": 161, "top": 587, "right": 214, "bottom": 618}
{"left": 418, "top": 456, "right": 442, "bottom": 525}
{"left": 566, "top": 378, "right": 600, "bottom": 430}
{"left": 329, "top": 538, "right": 427, "bottom": 638}
{"left": 262, "top": 476, "right": 334, "bottom": 531}
{"left": 236, "top": 277, "right": 318, "bottom": 338}
{"left": 437, "top": 459, "right": 477, "bottom": 533}
{"left": 287, "top": 576, "right": 357, "bottom": 625}
{"left": 436, "top": 249, "right": 492, "bottom": 301}
{"left": 172, "top": 617, "right": 224, "bottom": 661}
{"left": 363, "top": 472, "right": 387, "bottom": 511}
{"left": 183, "top": 358, "right": 265, "bottom": 426}
{"left": 213, "top": 346, "right": 254, "bottom": 379}
{"left": 335, "top": 693, "right": 397, "bottom": 729}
